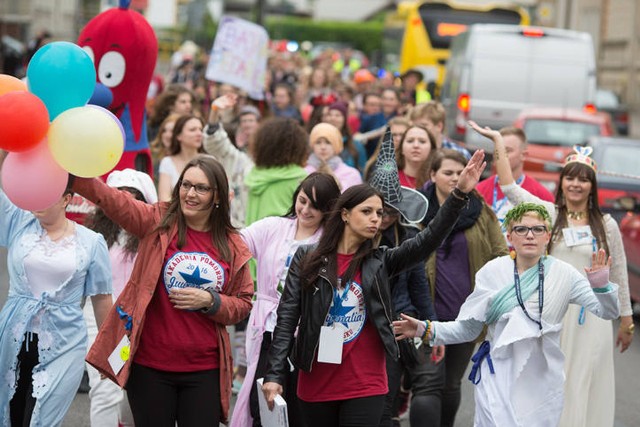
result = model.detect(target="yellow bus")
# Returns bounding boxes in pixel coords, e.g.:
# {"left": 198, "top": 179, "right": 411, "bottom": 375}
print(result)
{"left": 395, "top": 1, "right": 529, "bottom": 94}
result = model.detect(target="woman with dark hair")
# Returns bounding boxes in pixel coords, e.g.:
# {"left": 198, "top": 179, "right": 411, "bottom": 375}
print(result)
{"left": 147, "top": 84, "right": 197, "bottom": 141}
{"left": 158, "top": 114, "right": 205, "bottom": 201}
{"left": 74, "top": 155, "right": 254, "bottom": 426}
{"left": 262, "top": 150, "right": 486, "bottom": 427}
{"left": 0, "top": 172, "right": 112, "bottom": 426}
{"left": 417, "top": 149, "right": 508, "bottom": 427}
{"left": 397, "top": 124, "right": 438, "bottom": 189}
{"left": 231, "top": 172, "right": 341, "bottom": 427}
{"left": 470, "top": 121, "right": 633, "bottom": 427}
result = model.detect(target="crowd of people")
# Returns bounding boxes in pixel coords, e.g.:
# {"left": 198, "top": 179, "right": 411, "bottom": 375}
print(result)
{"left": 0, "top": 41, "right": 635, "bottom": 427}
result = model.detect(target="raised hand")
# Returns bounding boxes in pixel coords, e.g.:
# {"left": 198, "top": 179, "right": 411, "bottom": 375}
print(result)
{"left": 456, "top": 149, "right": 486, "bottom": 193}
{"left": 585, "top": 248, "right": 612, "bottom": 274}
{"left": 212, "top": 93, "right": 238, "bottom": 111}
{"left": 468, "top": 120, "right": 502, "bottom": 142}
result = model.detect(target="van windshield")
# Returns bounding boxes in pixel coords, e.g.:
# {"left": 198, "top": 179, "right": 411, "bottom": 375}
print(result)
{"left": 523, "top": 120, "right": 601, "bottom": 146}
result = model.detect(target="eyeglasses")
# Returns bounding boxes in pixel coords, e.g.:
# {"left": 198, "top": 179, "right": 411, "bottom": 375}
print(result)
{"left": 179, "top": 181, "right": 212, "bottom": 195}
{"left": 511, "top": 225, "right": 548, "bottom": 236}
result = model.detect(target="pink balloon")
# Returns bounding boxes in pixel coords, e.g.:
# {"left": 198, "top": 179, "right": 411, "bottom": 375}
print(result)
{"left": 2, "top": 140, "right": 68, "bottom": 211}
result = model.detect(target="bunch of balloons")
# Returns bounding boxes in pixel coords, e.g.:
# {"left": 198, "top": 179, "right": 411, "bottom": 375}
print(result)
{"left": 0, "top": 42, "right": 124, "bottom": 210}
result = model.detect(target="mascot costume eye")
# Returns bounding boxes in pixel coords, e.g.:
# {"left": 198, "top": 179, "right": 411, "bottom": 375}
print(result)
{"left": 78, "top": 0, "right": 157, "bottom": 177}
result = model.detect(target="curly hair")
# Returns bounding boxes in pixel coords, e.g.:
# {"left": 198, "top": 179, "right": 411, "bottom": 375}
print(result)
{"left": 251, "top": 117, "right": 309, "bottom": 167}
{"left": 503, "top": 202, "right": 552, "bottom": 231}
{"left": 148, "top": 84, "right": 196, "bottom": 129}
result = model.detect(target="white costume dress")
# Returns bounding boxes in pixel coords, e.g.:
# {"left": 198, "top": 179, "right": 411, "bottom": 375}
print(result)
{"left": 430, "top": 255, "right": 619, "bottom": 427}
{"left": 501, "top": 183, "right": 632, "bottom": 426}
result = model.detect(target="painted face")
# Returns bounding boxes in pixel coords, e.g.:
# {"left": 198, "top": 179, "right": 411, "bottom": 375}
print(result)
{"left": 161, "top": 120, "right": 176, "bottom": 150}
{"left": 325, "top": 109, "right": 345, "bottom": 130}
{"left": 173, "top": 92, "right": 193, "bottom": 115}
{"left": 179, "top": 167, "right": 215, "bottom": 227}
{"left": 177, "top": 118, "right": 204, "bottom": 150}
{"left": 295, "top": 189, "right": 323, "bottom": 231}
{"left": 507, "top": 213, "right": 551, "bottom": 260}
{"left": 402, "top": 127, "right": 432, "bottom": 165}
{"left": 503, "top": 134, "right": 526, "bottom": 173}
{"left": 561, "top": 174, "right": 592, "bottom": 207}
{"left": 312, "top": 138, "right": 335, "bottom": 162}
{"left": 430, "top": 159, "right": 465, "bottom": 201}
{"left": 342, "top": 195, "right": 384, "bottom": 241}
{"left": 390, "top": 124, "right": 408, "bottom": 150}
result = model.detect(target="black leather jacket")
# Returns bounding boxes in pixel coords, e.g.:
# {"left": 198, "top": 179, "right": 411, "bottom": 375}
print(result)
{"left": 264, "top": 194, "right": 468, "bottom": 385}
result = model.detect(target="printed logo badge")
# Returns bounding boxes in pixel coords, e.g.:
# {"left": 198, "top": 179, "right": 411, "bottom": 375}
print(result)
{"left": 325, "top": 281, "right": 366, "bottom": 343}
{"left": 163, "top": 251, "right": 225, "bottom": 293}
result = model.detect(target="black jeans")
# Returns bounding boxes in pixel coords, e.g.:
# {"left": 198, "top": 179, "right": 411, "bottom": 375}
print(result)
{"left": 10, "top": 333, "right": 39, "bottom": 427}
{"left": 249, "top": 332, "right": 304, "bottom": 427}
{"left": 126, "top": 363, "right": 221, "bottom": 427}
{"left": 380, "top": 343, "right": 443, "bottom": 427}
{"left": 299, "top": 394, "right": 386, "bottom": 427}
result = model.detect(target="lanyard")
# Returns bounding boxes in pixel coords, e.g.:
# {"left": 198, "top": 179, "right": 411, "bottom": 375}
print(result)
{"left": 513, "top": 259, "right": 544, "bottom": 330}
{"left": 333, "top": 278, "right": 350, "bottom": 306}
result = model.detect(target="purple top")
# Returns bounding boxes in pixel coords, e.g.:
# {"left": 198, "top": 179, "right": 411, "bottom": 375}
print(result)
{"left": 434, "top": 231, "right": 472, "bottom": 321}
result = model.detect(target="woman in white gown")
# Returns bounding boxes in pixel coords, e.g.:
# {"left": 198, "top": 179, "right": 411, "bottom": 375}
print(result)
{"left": 393, "top": 203, "right": 620, "bottom": 427}
{"left": 468, "top": 121, "right": 633, "bottom": 427}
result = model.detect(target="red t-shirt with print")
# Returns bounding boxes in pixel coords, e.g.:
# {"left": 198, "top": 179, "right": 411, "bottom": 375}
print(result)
{"left": 297, "top": 253, "right": 388, "bottom": 402}
{"left": 134, "top": 227, "right": 229, "bottom": 372}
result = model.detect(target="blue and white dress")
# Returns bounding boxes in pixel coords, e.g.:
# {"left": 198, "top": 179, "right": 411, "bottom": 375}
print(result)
{"left": 0, "top": 191, "right": 111, "bottom": 426}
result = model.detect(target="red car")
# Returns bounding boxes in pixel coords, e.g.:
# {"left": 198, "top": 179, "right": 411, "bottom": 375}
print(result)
{"left": 513, "top": 107, "right": 615, "bottom": 193}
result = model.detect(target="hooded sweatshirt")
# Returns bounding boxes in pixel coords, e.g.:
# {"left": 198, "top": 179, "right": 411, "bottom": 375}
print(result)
{"left": 244, "top": 165, "right": 308, "bottom": 226}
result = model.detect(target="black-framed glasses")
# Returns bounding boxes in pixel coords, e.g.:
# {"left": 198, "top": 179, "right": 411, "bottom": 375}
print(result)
{"left": 512, "top": 225, "right": 548, "bottom": 236}
{"left": 179, "top": 180, "right": 212, "bottom": 195}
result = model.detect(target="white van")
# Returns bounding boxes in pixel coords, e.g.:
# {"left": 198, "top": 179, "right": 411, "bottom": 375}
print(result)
{"left": 441, "top": 24, "right": 597, "bottom": 154}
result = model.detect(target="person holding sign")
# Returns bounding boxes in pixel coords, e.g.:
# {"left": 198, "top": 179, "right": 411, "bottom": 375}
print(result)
{"left": 76, "top": 155, "right": 254, "bottom": 426}
{"left": 0, "top": 165, "right": 112, "bottom": 427}
{"left": 393, "top": 203, "right": 620, "bottom": 427}
{"left": 468, "top": 121, "right": 633, "bottom": 427}
{"left": 262, "top": 149, "right": 486, "bottom": 426}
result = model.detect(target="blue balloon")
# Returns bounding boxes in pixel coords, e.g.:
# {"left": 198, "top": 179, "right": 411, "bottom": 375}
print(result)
{"left": 27, "top": 42, "right": 96, "bottom": 120}
{"left": 88, "top": 83, "right": 114, "bottom": 108}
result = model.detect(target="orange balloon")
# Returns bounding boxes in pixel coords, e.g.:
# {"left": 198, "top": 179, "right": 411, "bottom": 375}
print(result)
{"left": 0, "top": 92, "right": 50, "bottom": 152}
{"left": 0, "top": 74, "right": 27, "bottom": 97}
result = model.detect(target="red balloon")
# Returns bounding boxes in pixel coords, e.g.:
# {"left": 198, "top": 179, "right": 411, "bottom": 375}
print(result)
{"left": 0, "top": 91, "right": 50, "bottom": 152}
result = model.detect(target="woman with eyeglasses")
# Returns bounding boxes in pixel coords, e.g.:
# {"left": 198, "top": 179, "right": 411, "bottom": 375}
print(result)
{"left": 417, "top": 149, "right": 508, "bottom": 427}
{"left": 394, "top": 203, "right": 620, "bottom": 427}
{"left": 262, "top": 150, "right": 486, "bottom": 427}
{"left": 469, "top": 121, "right": 633, "bottom": 427}
{"left": 73, "top": 155, "right": 254, "bottom": 426}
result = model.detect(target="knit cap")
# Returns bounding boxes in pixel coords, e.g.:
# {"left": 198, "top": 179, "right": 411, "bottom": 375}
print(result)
{"left": 309, "top": 123, "right": 343, "bottom": 154}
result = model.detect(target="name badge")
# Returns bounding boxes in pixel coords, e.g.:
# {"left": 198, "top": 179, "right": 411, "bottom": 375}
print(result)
{"left": 108, "top": 335, "right": 131, "bottom": 375}
{"left": 317, "top": 324, "right": 345, "bottom": 364}
{"left": 562, "top": 226, "right": 593, "bottom": 247}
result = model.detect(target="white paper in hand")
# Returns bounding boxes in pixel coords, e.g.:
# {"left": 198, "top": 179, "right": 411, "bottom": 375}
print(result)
{"left": 107, "top": 335, "right": 130, "bottom": 375}
{"left": 256, "top": 378, "right": 289, "bottom": 427}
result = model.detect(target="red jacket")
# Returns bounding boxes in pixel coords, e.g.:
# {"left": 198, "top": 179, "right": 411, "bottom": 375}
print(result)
{"left": 75, "top": 177, "right": 253, "bottom": 422}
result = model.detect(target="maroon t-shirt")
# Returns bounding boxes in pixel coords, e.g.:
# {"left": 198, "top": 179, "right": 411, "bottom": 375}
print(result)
{"left": 134, "top": 227, "right": 229, "bottom": 372}
{"left": 297, "top": 253, "right": 387, "bottom": 402}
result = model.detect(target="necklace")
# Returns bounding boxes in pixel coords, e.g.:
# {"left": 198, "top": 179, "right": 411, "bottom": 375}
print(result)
{"left": 567, "top": 210, "right": 588, "bottom": 221}
{"left": 46, "top": 219, "right": 70, "bottom": 242}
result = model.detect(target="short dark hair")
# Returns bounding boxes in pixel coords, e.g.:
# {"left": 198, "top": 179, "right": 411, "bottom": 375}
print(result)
{"left": 252, "top": 117, "right": 309, "bottom": 167}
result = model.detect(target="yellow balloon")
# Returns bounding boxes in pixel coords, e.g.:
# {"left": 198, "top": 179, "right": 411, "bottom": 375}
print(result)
{"left": 48, "top": 106, "right": 124, "bottom": 177}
